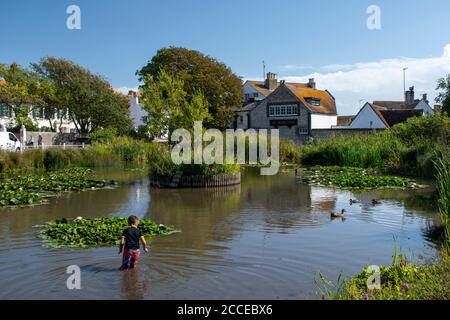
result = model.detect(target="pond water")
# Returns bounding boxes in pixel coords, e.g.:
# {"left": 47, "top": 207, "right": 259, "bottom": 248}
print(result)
{"left": 0, "top": 168, "right": 440, "bottom": 299}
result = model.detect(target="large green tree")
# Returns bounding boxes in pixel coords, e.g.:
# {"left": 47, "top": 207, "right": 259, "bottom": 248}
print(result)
{"left": 0, "top": 63, "right": 43, "bottom": 116}
{"left": 140, "top": 69, "right": 211, "bottom": 139}
{"left": 436, "top": 75, "right": 450, "bottom": 115}
{"left": 138, "top": 47, "right": 242, "bottom": 130}
{"left": 33, "top": 57, "right": 132, "bottom": 135}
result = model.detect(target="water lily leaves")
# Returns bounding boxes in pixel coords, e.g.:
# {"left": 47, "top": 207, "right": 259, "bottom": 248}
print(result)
{"left": 0, "top": 168, "right": 115, "bottom": 207}
{"left": 40, "top": 217, "right": 176, "bottom": 248}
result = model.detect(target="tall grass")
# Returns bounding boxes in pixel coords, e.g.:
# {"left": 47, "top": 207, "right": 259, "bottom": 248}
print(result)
{"left": 300, "top": 115, "right": 450, "bottom": 178}
{"left": 0, "top": 137, "right": 154, "bottom": 176}
{"left": 435, "top": 159, "right": 450, "bottom": 248}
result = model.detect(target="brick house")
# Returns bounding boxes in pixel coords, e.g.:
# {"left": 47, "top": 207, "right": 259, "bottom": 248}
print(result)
{"left": 233, "top": 73, "right": 337, "bottom": 144}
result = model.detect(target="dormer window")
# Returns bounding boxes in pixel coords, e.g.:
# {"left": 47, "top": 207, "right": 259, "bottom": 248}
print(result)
{"left": 306, "top": 98, "right": 321, "bottom": 106}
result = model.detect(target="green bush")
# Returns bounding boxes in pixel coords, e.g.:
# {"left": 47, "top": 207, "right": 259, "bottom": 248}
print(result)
{"left": 88, "top": 127, "right": 118, "bottom": 143}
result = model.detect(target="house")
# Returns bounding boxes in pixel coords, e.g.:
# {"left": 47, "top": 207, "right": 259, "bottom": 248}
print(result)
{"left": 234, "top": 73, "right": 337, "bottom": 144}
{"left": 336, "top": 116, "right": 354, "bottom": 127}
{"left": 348, "top": 86, "right": 432, "bottom": 129}
{"left": 0, "top": 79, "right": 76, "bottom": 133}
{"left": 127, "top": 90, "right": 148, "bottom": 129}
{"left": 373, "top": 86, "right": 434, "bottom": 115}
{"left": 349, "top": 102, "right": 423, "bottom": 129}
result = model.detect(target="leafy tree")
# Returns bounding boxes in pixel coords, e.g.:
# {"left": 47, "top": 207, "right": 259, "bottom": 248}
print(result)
{"left": 436, "top": 75, "right": 450, "bottom": 115}
{"left": 33, "top": 57, "right": 132, "bottom": 135}
{"left": 0, "top": 63, "right": 43, "bottom": 117}
{"left": 140, "top": 69, "right": 211, "bottom": 138}
{"left": 10, "top": 106, "right": 39, "bottom": 132}
{"left": 138, "top": 47, "right": 242, "bottom": 130}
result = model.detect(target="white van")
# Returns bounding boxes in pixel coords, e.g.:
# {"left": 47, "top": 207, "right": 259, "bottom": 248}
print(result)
{"left": 0, "top": 132, "right": 22, "bottom": 151}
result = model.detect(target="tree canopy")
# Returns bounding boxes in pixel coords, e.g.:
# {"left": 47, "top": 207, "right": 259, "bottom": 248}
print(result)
{"left": 436, "top": 75, "right": 450, "bottom": 115}
{"left": 137, "top": 47, "right": 242, "bottom": 130}
{"left": 140, "top": 69, "right": 211, "bottom": 139}
{"left": 0, "top": 63, "right": 43, "bottom": 113}
{"left": 33, "top": 57, "right": 132, "bottom": 135}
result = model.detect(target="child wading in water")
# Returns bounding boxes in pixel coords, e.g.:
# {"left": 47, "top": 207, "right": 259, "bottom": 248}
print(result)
{"left": 119, "top": 215, "right": 148, "bottom": 270}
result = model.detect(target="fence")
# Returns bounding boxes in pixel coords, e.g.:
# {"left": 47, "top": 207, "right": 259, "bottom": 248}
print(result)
{"left": 150, "top": 172, "right": 241, "bottom": 188}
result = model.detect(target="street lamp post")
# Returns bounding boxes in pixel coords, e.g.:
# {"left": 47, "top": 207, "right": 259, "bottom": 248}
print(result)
{"left": 403, "top": 67, "right": 408, "bottom": 95}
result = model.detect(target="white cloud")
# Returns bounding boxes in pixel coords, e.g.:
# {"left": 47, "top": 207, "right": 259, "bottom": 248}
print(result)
{"left": 282, "top": 44, "right": 450, "bottom": 115}
{"left": 279, "top": 64, "right": 313, "bottom": 71}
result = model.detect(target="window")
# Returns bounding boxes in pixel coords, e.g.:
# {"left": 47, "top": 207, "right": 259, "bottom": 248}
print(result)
{"left": 306, "top": 98, "right": 320, "bottom": 106}
{"left": 253, "top": 93, "right": 259, "bottom": 98}
{"left": 0, "top": 104, "right": 7, "bottom": 118}
{"left": 268, "top": 104, "right": 299, "bottom": 117}
{"left": 269, "top": 106, "right": 275, "bottom": 116}
{"left": 9, "top": 133, "right": 17, "bottom": 142}
{"left": 239, "top": 115, "right": 243, "bottom": 123}
{"left": 299, "top": 128, "right": 309, "bottom": 135}
{"left": 0, "top": 104, "right": 12, "bottom": 118}
{"left": 31, "top": 107, "right": 45, "bottom": 119}
{"left": 244, "top": 93, "right": 250, "bottom": 101}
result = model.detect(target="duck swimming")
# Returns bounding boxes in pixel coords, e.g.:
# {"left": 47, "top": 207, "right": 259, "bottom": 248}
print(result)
{"left": 349, "top": 199, "right": 360, "bottom": 205}
{"left": 372, "top": 199, "right": 382, "bottom": 205}
{"left": 331, "top": 209, "right": 346, "bottom": 218}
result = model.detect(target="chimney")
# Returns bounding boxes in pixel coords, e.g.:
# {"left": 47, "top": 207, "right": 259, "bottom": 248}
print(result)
{"left": 422, "top": 93, "right": 428, "bottom": 103}
{"left": 405, "top": 86, "right": 415, "bottom": 106}
{"left": 265, "top": 72, "right": 278, "bottom": 91}
{"left": 308, "top": 78, "right": 316, "bottom": 89}
{"left": 128, "top": 90, "right": 139, "bottom": 104}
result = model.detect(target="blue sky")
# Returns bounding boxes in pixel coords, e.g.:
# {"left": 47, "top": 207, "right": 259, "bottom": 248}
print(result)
{"left": 1, "top": 0, "right": 450, "bottom": 114}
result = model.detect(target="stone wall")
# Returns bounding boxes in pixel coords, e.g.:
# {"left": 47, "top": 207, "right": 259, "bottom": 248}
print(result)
{"left": 21, "top": 132, "right": 77, "bottom": 146}
{"left": 310, "top": 128, "right": 384, "bottom": 141}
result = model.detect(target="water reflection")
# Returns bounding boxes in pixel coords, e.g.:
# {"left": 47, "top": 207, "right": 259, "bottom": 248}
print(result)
{"left": 0, "top": 167, "right": 441, "bottom": 299}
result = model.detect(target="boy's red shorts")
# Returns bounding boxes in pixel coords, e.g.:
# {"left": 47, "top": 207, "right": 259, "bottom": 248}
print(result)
{"left": 121, "top": 249, "right": 141, "bottom": 270}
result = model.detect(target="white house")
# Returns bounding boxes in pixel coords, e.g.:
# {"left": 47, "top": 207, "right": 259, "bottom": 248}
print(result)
{"left": 347, "top": 86, "right": 433, "bottom": 129}
{"left": 127, "top": 90, "right": 148, "bottom": 129}
{"left": 0, "top": 104, "right": 76, "bottom": 133}
{"left": 349, "top": 102, "right": 423, "bottom": 129}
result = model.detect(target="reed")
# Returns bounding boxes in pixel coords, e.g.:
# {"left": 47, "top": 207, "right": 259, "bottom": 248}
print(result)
{"left": 435, "top": 159, "right": 450, "bottom": 248}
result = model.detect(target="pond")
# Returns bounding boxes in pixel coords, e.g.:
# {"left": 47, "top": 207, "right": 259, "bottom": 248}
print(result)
{"left": 0, "top": 167, "right": 440, "bottom": 299}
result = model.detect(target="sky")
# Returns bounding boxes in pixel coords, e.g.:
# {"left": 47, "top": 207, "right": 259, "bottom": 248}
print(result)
{"left": 1, "top": 0, "right": 450, "bottom": 115}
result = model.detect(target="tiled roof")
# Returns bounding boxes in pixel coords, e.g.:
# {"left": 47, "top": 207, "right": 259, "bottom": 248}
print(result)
{"left": 378, "top": 109, "right": 423, "bottom": 127}
{"left": 0, "top": 79, "right": 6, "bottom": 86}
{"left": 285, "top": 83, "right": 337, "bottom": 115}
{"left": 245, "top": 81, "right": 273, "bottom": 97}
{"left": 245, "top": 79, "right": 337, "bottom": 115}
{"left": 373, "top": 100, "right": 420, "bottom": 109}
{"left": 337, "top": 116, "right": 354, "bottom": 126}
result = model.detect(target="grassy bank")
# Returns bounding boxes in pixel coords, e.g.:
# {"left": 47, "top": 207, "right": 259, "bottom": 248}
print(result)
{"left": 0, "top": 137, "right": 157, "bottom": 176}
{"left": 318, "top": 251, "right": 449, "bottom": 300}
{"left": 301, "top": 115, "right": 450, "bottom": 178}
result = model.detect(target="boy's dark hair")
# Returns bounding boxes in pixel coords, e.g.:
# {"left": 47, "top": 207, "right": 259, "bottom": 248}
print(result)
{"left": 128, "top": 215, "right": 139, "bottom": 226}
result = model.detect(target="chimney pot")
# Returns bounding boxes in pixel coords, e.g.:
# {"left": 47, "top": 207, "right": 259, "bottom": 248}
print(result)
{"left": 308, "top": 78, "right": 316, "bottom": 89}
{"left": 405, "top": 86, "right": 415, "bottom": 106}
{"left": 265, "top": 72, "right": 278, "bottom": 90}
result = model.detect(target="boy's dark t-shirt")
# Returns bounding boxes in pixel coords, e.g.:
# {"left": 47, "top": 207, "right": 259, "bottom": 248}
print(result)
{"left": 122, "top": 227, "right": 143, "bottom": 250}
